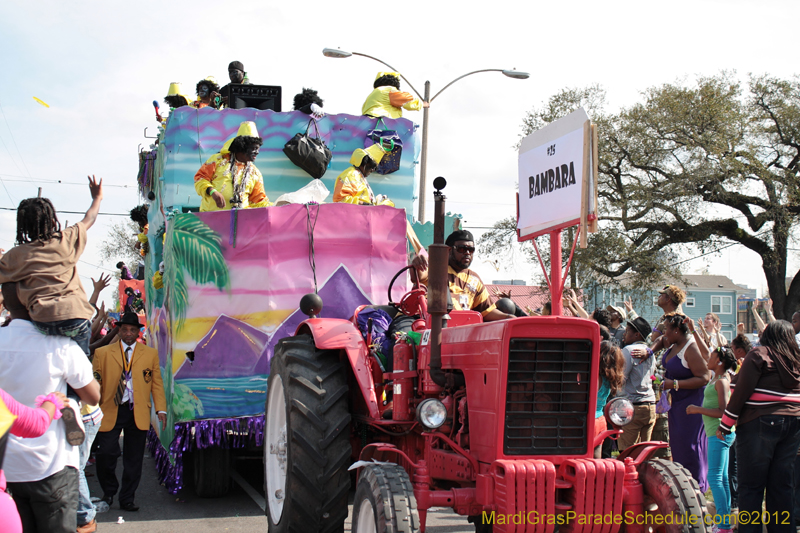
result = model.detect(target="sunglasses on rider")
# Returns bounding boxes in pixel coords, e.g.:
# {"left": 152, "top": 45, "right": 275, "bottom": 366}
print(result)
{"left": 454, "top": 245, "right": 475, "bottom": 254}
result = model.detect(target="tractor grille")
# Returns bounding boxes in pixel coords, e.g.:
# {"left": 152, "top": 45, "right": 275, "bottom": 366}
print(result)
{"left": 504, "top": 338, "right": 592, "bottom": 455}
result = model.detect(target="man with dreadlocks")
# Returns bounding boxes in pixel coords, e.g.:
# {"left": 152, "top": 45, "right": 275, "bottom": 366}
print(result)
{"left": 362, "top": 72, "right": 422, "bottom": 119}
{"left": 0, "top": 176, "right": 103, "bottom": 356}
{"left": 193, "top": 121, "right": 271, "bottom": 212}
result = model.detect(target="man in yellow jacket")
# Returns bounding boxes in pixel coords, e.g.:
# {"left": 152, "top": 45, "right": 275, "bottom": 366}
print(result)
{"left": 92, "top": 312, "right": 166, "bottom": 512}
{"left": 333, "top": 144, "right": 395, "bottom": 206}
{"left": 362, "top": 72, "right": 422, "bottom": 119}
{"left": 193, "top": 121, "right": 271, "bottom": 211}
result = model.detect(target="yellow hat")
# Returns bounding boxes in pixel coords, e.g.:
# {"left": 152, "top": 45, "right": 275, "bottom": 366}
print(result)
{"left": 350, "top": 144, "right": 386, "bottom": 167}
{"left": 375, "top": 71, "right": 400, "bottom": 81}
{"left": 221, "top": 121, "right": 260, "bottom": 154}
{"left": 166, "top": 82, "right": 192, "bottom": 104}
{"left": 205, "top": 75, "right": 219, "bottom": 86}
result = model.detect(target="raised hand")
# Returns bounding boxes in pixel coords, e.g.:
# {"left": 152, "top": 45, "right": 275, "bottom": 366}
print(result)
{"left": 87, "top": 175, "right": 103, "bottom": 201}
{"left": 92, "top": 273, "right": 111, "bottom": 294}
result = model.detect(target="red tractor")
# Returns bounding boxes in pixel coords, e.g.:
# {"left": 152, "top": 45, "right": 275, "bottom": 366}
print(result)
{"left": 263, "top": 181, "right": 709, "bottom": 533}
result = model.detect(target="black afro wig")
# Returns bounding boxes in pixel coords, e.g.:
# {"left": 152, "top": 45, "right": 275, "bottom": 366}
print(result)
{"left": 196, "top": 79, "right": 220, "bottom": 95}
{"left": 228, "top": 135, "right": 263, "bottom": 154}
{"left": 293, "top": 88, "right": 324, "bottom": 111}
{"left": 130, "top": 205, "right": 149, "bottom": 228}
{"left": 374, "top": 74, "right": 400, "bottom": 90}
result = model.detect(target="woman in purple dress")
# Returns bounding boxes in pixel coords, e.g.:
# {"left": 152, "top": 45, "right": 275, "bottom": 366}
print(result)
{"left": 658, "top": 314, "right": 712, "bottom": 492}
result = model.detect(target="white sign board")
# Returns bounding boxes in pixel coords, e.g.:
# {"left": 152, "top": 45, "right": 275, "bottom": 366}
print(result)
{"left": 517, "top": 108, "right": 592, "bottom": 239}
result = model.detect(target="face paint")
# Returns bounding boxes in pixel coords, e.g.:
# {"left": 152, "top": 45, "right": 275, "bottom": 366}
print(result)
{"left": 229, "top": 69, "right": 244, "bottom": 83}
{"left": 198, "top": 85, "right": 209, "bottom": 97}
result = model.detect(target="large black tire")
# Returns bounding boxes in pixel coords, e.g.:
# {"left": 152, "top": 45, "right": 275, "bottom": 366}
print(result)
{"left": 637, "top": 458, "right": 709, "bottom": 533}
{"left": 352, "top": 464, "right": 420, "bottom": 533}
{"left": 192, "top": 446, "right": 232, "bottom": 498}
{"left": 265, "top": 335, "right": 351, "bottom": 533}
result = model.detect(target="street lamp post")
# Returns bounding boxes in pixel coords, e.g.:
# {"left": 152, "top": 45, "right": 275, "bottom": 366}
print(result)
{"left": 323, "top": 48, "right": 529, "bottom": 223}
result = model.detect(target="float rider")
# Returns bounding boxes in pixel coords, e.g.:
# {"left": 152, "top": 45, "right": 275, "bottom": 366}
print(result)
{"left": 193, "top": 121, "right": 271, "bottom": 212}
{"left": 332, "top": 144, "right": 394, "bottom": 206}
{"left": 411, "top": 230, "right": 515, "bottom": 322}
{"left": 362, "top": 72, "right": 423, "bottom": 119}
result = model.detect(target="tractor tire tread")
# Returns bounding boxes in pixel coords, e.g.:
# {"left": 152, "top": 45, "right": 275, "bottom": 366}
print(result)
{"left": 266, "top": 335, "right": 350, "bottom": 533}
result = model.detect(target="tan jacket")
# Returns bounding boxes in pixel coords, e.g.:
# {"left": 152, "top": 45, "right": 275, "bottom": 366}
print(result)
{"left": 93, "top": 342, "right": 167, "bottom": 432}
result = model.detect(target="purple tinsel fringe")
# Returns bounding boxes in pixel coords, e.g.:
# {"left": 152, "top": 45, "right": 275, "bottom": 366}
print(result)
{"left": 146, "top": 415, "right": 265, "bottom": 494}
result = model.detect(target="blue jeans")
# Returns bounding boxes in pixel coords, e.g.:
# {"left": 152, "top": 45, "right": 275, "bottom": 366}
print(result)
{"left": 708, "top": 431, "right": 736, "bottom": 528}
{"left": 736, "top": 415, "right": 800, "bottom": 533}
{"left": 77, "top": 418, "right": 100, "bottom": 526}
{"left": 32, "top": 318, "right": 91, "bottom": 356}
{"left": 729, "top": 438, "right": 738, "bottom": 509}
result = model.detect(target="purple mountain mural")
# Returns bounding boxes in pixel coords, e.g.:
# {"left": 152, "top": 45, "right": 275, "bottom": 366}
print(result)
{"left": 175, "top": 315, "right": 270, "bottom": 379}
{"left": 259, "top": 265, "right": 372, "bottom": 371}
{"left": 174, "top": 265, "right": 372, "bottom": 380}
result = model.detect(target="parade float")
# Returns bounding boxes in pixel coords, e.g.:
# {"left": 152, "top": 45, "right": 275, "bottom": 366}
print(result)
{"left": 140, "top": 102, "right": 425, "bottom": 496}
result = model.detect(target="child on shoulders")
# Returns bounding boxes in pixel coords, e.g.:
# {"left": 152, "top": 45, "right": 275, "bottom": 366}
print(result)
{"left": 0, "top": 176, "right": 103, "bottom": 354}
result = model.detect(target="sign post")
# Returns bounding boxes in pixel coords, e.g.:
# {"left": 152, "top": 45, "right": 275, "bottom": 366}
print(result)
{"left": 516, "top": 108, "right": 598, "bottom": 315}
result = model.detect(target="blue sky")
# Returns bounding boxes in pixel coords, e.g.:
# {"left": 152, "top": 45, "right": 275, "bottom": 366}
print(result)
{"left": 1, "top": 0, "right": 798, "bottom": 307}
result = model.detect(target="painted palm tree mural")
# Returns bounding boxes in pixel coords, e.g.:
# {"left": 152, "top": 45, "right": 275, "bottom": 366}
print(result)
{"left": 160, "top": 213, "right": 229, "bottom": 445}
{"left": 164, "top": 213, "right": 230, "bottom": 330}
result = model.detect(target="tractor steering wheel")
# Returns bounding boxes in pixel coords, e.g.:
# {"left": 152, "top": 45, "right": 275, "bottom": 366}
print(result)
{"left": 388, "top": 265, "right": 426, "bottom": 316}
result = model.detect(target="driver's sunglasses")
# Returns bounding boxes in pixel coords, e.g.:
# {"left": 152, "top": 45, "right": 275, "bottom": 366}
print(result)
{"left": 454, "top": 245, "right": 475, "bottom": 254}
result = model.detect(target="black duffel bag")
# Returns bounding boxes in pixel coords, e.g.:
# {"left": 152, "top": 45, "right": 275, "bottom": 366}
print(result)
{"left": 283, "top": 118, "right": 332, "bottom": 179}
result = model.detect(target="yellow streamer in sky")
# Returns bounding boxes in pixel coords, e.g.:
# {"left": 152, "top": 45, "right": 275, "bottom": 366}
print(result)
{"left": 33, "top": 97, "right": 50, "bottom": 108}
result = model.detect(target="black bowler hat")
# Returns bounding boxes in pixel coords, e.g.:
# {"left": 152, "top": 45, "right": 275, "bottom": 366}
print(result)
{"left": 627, "top": 316, "right": 652, "bottom": 341}
{"left": 117, "top": 311, "right": 144, "bottom": 328}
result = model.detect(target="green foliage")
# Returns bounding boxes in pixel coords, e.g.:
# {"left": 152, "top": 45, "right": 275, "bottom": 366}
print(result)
{"left": 98, "top": 219, "right": 141, "bottom": 269}
{"left": 164, "top": 214, "right": 229, "bottom": 331}
{"left": 484, "top": 73, "right": 800, "bottom": 318}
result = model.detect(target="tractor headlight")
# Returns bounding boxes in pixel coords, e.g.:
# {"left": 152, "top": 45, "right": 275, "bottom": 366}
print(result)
{"left": 417, "top": 399, "right": 447, "bottom": 429}
{"left": 605, "top": 397, "right": 634, "bottom": 427}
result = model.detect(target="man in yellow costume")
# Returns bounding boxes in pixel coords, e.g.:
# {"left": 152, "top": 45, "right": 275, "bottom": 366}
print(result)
{"left": 333, "top": 145, "right": 394, "bottom": 206}
{"left": 362, "top": 72, "right": 422, "bottom": 119}
{"left": 193, "top": 121, "right": 271, "bottom": 212}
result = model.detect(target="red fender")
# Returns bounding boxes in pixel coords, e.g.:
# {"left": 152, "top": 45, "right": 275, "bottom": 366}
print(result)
{"left": 296, "top": 318, "right": 380, "bottom": 419}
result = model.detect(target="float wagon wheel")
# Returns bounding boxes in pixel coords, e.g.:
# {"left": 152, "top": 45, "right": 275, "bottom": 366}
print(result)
{"left": 264, "top": 335, "right": 351, "bottom": 533}
{"left": 636, "top": 458, "right": 710, "bottom": 533}
{"left": 352, "top": 463, "right": 420, "bottom": 533}
{"left": 192, "top": 446, "right": 232, "bottom": 497}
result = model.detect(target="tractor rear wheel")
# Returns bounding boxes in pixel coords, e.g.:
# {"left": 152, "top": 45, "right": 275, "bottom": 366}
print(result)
{"left": 352, "top": 464, "right": 419, "bottom": 533}
{"left": 637, "top": 458, "right": 709, "bottom": 533}
{"left": 264, "top": 335, "right": 351, "bottom": 533}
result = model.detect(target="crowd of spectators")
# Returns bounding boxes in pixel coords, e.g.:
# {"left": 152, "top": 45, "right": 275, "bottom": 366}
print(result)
{"left": 0, "top": 177, "right": 158, "bottom": 533}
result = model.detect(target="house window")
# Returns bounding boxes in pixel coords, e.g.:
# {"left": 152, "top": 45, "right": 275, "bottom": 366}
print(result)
{"left": 711, "top": 296, "right": 732, "bottom": 314}
{"left": 685, "top": 297, "right": 695, "bottom": 308}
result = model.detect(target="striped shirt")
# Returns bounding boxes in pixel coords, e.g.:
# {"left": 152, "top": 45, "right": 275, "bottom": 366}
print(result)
{"left": 446, "top": 266, "right": 496, "bottom": 317}
{"left": 719, "top": 346, "right": 800, "bottom": 434}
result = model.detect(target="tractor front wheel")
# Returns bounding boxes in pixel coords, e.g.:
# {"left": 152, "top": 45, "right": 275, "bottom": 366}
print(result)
{"left": 637, "top": 458, "right": 709, "bottom": 533}
{"left": 352, "top": 464, "right": 419, "bottom": 533}
{"left": 264, "top": 335, "right": 351, "bottom": 533}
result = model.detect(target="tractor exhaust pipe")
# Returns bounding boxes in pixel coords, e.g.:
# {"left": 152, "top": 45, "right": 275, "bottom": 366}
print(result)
{"left": 427, "top": 177, "right": 462, "bottom": 388}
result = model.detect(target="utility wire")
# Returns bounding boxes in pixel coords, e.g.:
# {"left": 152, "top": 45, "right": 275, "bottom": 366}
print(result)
{"left": 0, "top": 174, "right": 134, "bottom": 188}
{"left": 0, "top": 99, "right": 32, "bottom": 180}
{"left": 0, "top": 206, "right": 129, "bottom": 216}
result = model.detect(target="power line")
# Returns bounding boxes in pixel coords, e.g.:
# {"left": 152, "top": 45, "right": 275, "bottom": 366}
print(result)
{"left": 0, "top": 206, "right": 129, "bottom": 216}
{"left": 0, "top": 99, "right": 32, "bottom": 180}
{"left": 0, "top": 174, "right": 134, "bottom": 188}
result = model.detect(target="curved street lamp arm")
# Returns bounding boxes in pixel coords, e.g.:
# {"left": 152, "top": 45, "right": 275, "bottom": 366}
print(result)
{"left": 351, "top": 52, "right": 424, "bottom": 101}
{"left": 429, "top": 69, "right": 506, "bottom": 103}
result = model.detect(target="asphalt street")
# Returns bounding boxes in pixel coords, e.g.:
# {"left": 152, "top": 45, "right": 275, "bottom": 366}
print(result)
{"left": 86, "top": 449, "right": 471, "bottom": 532}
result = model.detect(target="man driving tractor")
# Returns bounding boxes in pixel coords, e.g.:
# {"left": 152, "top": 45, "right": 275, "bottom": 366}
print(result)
{"left": 411, "top": 229, "right": 515, "bottom": 322}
